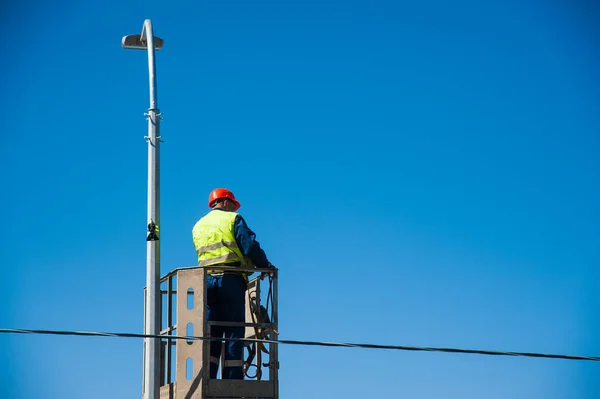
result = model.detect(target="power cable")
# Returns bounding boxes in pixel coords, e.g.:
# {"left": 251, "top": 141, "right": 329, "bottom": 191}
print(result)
{"left": 1, "top": 327, "right": 598, "bottom": 362}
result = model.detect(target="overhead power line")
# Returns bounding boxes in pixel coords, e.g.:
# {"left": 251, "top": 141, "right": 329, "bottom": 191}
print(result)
{"left": 2, "top": 327, "right": 599, "bottom": 362}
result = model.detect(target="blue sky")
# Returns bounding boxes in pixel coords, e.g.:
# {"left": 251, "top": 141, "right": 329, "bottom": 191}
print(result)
{"left": 2, "top": 0, "right": 599, "bottom": 398}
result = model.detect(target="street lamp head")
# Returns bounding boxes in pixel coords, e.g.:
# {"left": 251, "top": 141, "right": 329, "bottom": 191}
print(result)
{"left": 122, "top": 34, "right": 164, "bottom": 50}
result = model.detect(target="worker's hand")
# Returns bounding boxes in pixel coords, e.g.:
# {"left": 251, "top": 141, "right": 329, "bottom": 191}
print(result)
{"left": 260, "top": 264, "right": 277, "bottom": 279}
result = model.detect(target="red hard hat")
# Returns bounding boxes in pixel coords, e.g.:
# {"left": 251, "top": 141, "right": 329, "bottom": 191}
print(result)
{"left": 208, "top": 188, "right": 240, "bottom": 211}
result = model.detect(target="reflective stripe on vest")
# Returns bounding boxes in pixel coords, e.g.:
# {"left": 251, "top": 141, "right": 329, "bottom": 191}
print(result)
{"left": 195, "top": 241, "right": 239, "bottom": 254}
{"left": 195, "top": 241, "right": 244, "bottom": 267}
{"left": 199, "top": 253, "right": 239, "bottom": 267}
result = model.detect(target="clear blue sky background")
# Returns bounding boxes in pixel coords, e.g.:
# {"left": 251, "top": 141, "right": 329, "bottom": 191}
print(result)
{"left": 1, "top": 0, "right": 599, "bottom": 398}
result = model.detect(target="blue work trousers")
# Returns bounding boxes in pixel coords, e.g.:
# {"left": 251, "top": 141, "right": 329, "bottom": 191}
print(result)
{"left": 207, "top": 273, "right": 246, "bottom": 379}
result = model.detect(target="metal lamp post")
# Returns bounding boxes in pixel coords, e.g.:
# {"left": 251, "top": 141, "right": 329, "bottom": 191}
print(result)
{"left": 122, "top": 19, "right": 164, "bottom": 399}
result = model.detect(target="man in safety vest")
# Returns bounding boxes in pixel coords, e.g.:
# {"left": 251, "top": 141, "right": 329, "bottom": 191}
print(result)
{"left": 192, "top": 188, "right": 274, "bottom": 380}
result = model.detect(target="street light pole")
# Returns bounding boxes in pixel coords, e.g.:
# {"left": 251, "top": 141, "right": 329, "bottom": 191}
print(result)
{"left": 122, "top": 19, "right": 164, "bottom": 399}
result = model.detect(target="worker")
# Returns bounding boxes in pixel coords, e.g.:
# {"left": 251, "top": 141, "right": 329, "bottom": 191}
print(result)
{"left": 192, "top": 188, "right": 274, "bottom": 380}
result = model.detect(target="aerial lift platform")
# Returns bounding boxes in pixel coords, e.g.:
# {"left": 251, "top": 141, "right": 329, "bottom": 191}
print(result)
{"left": 143, "top": 266, "right": 279, "bottom": 399}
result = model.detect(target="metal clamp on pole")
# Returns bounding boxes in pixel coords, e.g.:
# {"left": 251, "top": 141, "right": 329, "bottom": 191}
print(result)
{"left": 147, "top": 220, "right": 160, "bottom": 241}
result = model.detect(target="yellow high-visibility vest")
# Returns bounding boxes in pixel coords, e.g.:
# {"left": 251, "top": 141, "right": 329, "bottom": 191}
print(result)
{"left": 192, "top": 210, "right": 252, "bottom": 274}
